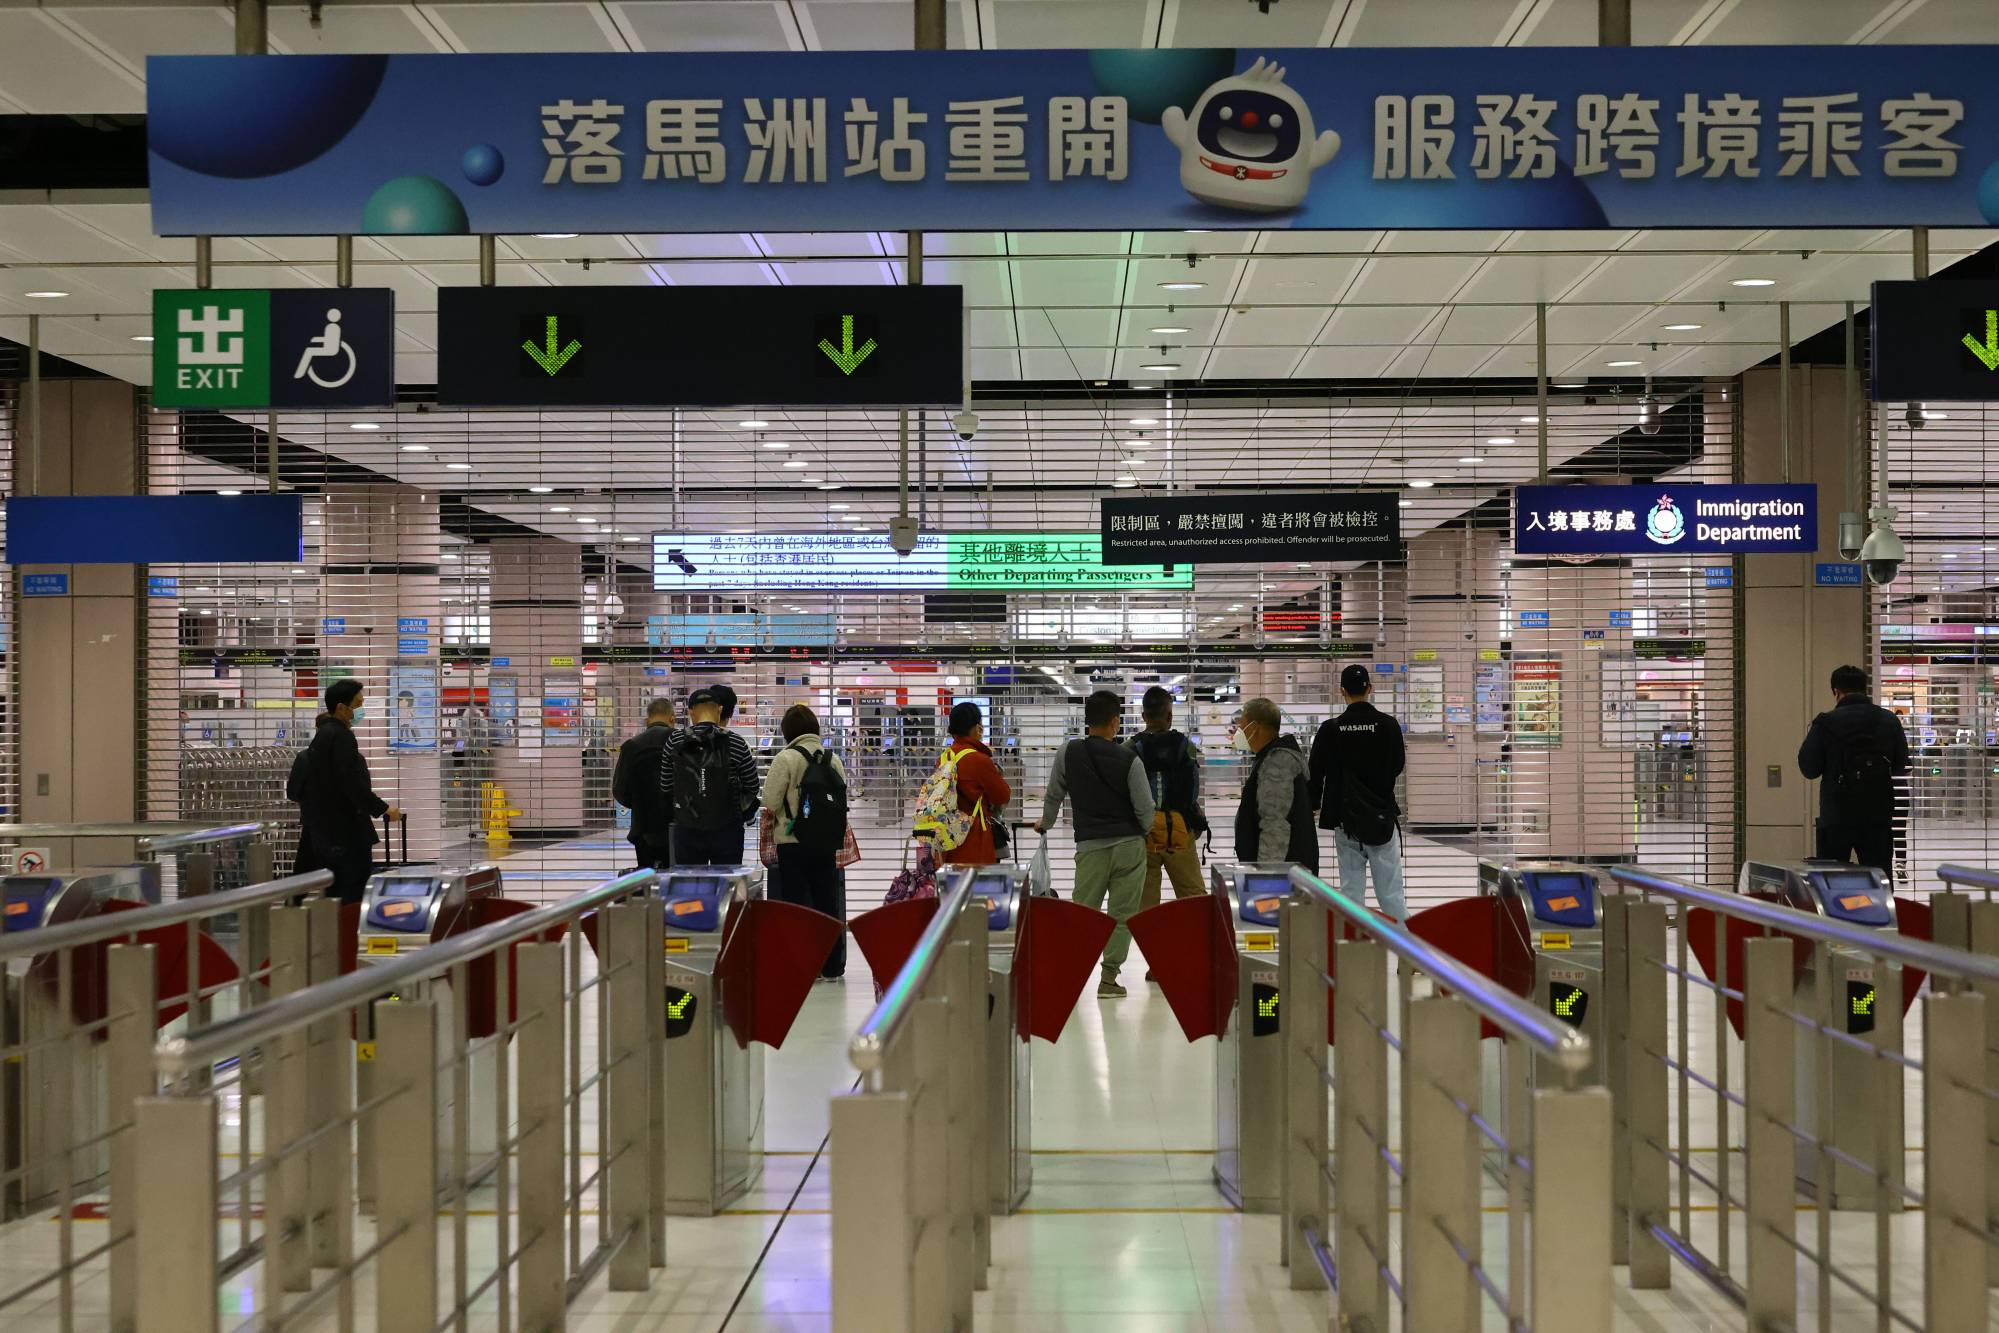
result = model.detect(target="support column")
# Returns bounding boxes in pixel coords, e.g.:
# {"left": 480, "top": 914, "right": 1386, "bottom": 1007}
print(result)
{"left": 1402, "top": 527, "right": 1507, "bottom": 831}
{"left": 488, "top": 537, "right": 586, "bottom": 836}
{"left": 1740, "top": 365, "right": 1866, "bottom": 864}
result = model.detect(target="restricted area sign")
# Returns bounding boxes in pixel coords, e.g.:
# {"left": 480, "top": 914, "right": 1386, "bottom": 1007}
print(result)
{"left": 1870, "top": 280, "right": 1999, "bottom": 403}
{"left": 437, "top": 285, "right": 963, "bottom": 408}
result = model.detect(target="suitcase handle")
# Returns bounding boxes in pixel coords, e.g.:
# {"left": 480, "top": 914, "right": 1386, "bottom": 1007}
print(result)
{"left": 380, "top": 813, "right": 408, "bottom": 866}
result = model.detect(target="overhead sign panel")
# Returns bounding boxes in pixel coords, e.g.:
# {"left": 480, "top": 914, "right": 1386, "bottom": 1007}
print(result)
{"left": 151, "top": 289, "right": 395, "bottom": 409}
{"left": 650, "top": 532, "right": 1190, "bottom": 593}
{"left": 1100, "top": 491, "right": 1400, "bottom": 565}
{"left": 437, "top": 286, "right": 962, "bottom": 407}
{"left": 148, "top": 50, "right": 1998, "bottom": 235}
{"left": 6, "top": 496, "right": 304, "bottom": 565}
{"left": 1513, "top": 484, "right": 1817, "bottom": 556}
{"left": 1870, "top": 280, "right": 1999, "bottom": 402}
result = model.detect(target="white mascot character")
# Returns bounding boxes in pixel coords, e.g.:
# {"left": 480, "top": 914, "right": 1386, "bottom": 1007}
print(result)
{"left": 1162, "top": 57, "right": 1340, "bottom": 213}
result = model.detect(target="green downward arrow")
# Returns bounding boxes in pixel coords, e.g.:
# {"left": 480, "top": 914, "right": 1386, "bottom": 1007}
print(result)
{"left": 523, "top": 315, "right": 582, "bottom": 376}
{"left": 666, "top": 993, "right": 693, "bottom": 1020}
{"left": 817, "top": 314, "right": 877, "bottom": 375}
{"left": 1963, "top": 309, "right": 1999, "bottom": 371}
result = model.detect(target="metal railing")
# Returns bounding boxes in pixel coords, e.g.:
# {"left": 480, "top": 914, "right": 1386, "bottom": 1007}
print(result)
{"left": 832, "top": 867, "right": 991, "bottom": 1332}
{"left": 1937, "top": 862, "right": 1999, "bottom": 900}
{"left": 0, "top": 867, "right": 331, "bottom": 1332}
{"left": 1606, "top": 865, "right": 1999, "bottom": 1332}
{"left": 132, "top": 867, "right": 668, "bottom": 1333}
{"left": 1281, "top": 865, "right": 1612, "bottom": 1333}
{"left": 0, "top": 819, "right": 279, "bottom": 897}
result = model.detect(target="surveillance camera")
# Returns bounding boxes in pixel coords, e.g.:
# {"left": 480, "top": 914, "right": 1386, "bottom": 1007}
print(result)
{"left": 888, "top": 515, "right": 920, "bottom": 556}
{"left": 1904, "top": 402, "right": 1926, "bottom": 430}
{"left": 951, "top": 409, "right": 979, "bottom": 441}
{"left": 1636, "top": 392, "right": 1662, "bottom": 436}
{"left": 1836, "top": 511, "right": 1865, "bottom": 562}
{"left": 1858, "top": 505, "right": 1903, "bottom": 586}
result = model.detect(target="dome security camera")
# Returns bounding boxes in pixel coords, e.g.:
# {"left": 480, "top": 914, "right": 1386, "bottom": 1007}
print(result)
{"left": 1636, "top": 391, "right": 1662, "bottom": 436}
{"left": 888, "top": 515, "right": 920, "bottom": 556}
{"left": 1836, "top": 511, "right": 1865, "bottom": 562}
{"left": 951, "top": 409, "right": 979, "bottom": 441}
{"left": 1859, "top": 505, "right": 1904, "bottom": 586}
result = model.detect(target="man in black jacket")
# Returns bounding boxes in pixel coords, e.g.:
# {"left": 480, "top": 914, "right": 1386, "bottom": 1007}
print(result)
{"left": 613, "top": 697, "right": 677, "bottom": 871}
{"left": 1234, "top": 696, "right": 1318, "bottom": 872}
{"left": 1308, "top": 665, "right": 1406, "bottom": 920}
{"left": 298, "top": 679, "right": 402, "bottom": 902}
{"left": 1798, "top": 664, "right": 1910, "bottom": 877}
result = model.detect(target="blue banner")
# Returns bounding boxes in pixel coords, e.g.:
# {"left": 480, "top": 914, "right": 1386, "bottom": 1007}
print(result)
{"left": 1514, "top": 484, "right": 1816, "bottom": 555}
{"left": 148, "top": 576, "right": 179, "bottom": 598}
{"left": 1816, "top": 562, "right": 1865, "bottom": 586}
{"left": 6, "top": 495, "right": 303, "bottom": 565}
{"left": 23, "top": 574, "right": 69, "bottom": 597}
{"left": 147, "top": 49, "right": 1999, "bottom": 236}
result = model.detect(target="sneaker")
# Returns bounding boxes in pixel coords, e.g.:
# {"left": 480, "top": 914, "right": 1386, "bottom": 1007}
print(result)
{"left": 1097, "top": 974, "right": 1127, "bottom": 999}
{"left": 1144, "top": 969, "right": 1156, "bottom": 982}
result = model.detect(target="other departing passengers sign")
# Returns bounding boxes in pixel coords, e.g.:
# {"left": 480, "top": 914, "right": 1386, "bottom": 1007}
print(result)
{"left": 651, "top": 531, "right": 1190, "bottom": 593}
{"left": 1513, "top": 484, "right": 1816, "bottom": 556}
{"left": 1100, "top": 492, "right": 1400, "bottom": 566}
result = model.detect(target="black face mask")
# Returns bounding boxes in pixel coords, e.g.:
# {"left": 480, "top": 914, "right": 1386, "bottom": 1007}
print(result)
{"left": 1195, "top": 89, "right": 1304, "bottom": 164}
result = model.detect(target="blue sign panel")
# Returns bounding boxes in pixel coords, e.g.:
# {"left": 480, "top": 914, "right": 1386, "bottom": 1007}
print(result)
{"left": 1583, "top": 628, "right": 1607, "bottom": 640}
{"left": 322, "top": 617, "right": 346, "bottom": 636}
{"left": 23, "top": 573, "right": 68, "bottom": 597}
{"left": 1608, "top": 610, "right": 1634, "bottom": 628}
{"left": 1706, "top": 566, "right": 1735, "bottom": 588}
{"left": 492, "top": 657, "right": 511, "bottom": 668}
{"left": 146, "top": 50, "right": 1999, "bottom": 236}
{"left": 148, "top": 576, "right": 179, "bottom": 598}
{"left": 1515, "top": 484, "right": 1815, "bottom": 555}
{"left": 1816, "top": 562, "right": 1864, "bottom": 586}
{"left": 1520, "top": 611, "right": 1551, "bottom": 629}
{"left": 6, "top": 495, "right": 302, "bottom": 564}
{"left": 397, "top": 637, "right": 431, "bottom": 655}
{"left": 397, "top": 617, "right": 429, "bottom": 634}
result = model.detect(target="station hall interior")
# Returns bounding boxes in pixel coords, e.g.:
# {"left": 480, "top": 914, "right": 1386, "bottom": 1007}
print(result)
{"left": 6, "top": 0, "right": 1999, "bottom": 1330}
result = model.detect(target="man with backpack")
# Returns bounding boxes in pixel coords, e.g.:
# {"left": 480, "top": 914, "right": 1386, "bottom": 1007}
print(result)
{"left": 657, "top": 686, "right": 760, "bottom": 867}
{"left": 761, "top": 703, "right": 851, "bottom": 979}
{"left": 1798, "top": 664, "right": 1909, "bottom": 877}
{"left": 1308, "top": 666, "right": 1404, "bottom": 919}
{"left": 1036, "top": 690, "right": 1155, "bottom": 999}
{"left": 612, "top": 697, "right": 677, "bottom": 872}
{"left": 1129, "top": 688, "right": 1209, "bottom": 977}
{"left": 933, "top": 701, "right": 1012, "bottom": 868}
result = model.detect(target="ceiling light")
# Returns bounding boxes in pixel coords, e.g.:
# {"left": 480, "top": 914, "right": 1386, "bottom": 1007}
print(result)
{"left": 1141, "top": 362, "right": 1180, "bottom": 372}
{"left": 1184, "top": 229, "right": 1213, "bottom": 235}
{"left": 1399, "top": 499, "right": 1414, "bottom": 508}
{"left": 307, "top": 518, "right": 322, "bottom": 526}
{"left": 1731, "top": 278, "right": 1776, "bottom": 287}
{"left": 817, "top": 482, "right": 843, "bottom": 491}
{"left": 349, "top": 422, "right": 381, "bottom": 431}
{"left": 549, "top": 505, "right": 572, "bottom": 512}
{"left": 738, "top": 418, "right": 770, "bottom": 429}
{"left": 400, "top": 443, "right": 428, "bottom": 452}
{"left": 1407, "top": 479, "right": 1435, "bottom": 489}
{"left": 291, "top": 567, "right": 306, "bottom": 574}
{"left": 1129, "top": 416, "right": 1160, "bottom": 426}
{"left": 1158, "top": 281, "right": 1205, "bottom": 291}
{"left": 217, "top": 489, "right": 241, "bottom": 496}
{"left": 1662, "top": 323, "right": 1703, "bottom": 331}
{"left": 1113, "top": 478, "right": 1138, "bottom": 489}
{"left": 200, "top": 608, "right": 216, "bottom": 616}
{"left": 1519, "top": 415, "right": 1541, "bottom": 423}
{"left": 1921, "top": 410, "right": 1948, "bottom": 420}
{"left": 621, "top": 535, "right": 640, "bottom": 543}
{"left": 132, "top": 335, "right": 154, "bottom": 343}
{"left": 528, "top": 485, "right": 553, "bottom": 493}
{"left": 24, "top": 290, "right": 67, "bottom": 299}
{"left": 1940, "top": 553, "right": 1958, "bottom": 560}
{"left": 1150, "top": 325, "right": 1191, "bottom": 335}
{"left": 1606, "top": 359, "right": 1642, "bottom": 368}
{"left": 1458, "top": 455, "right": 1480, "bottom": 465}
{"left": 576, "top": 514, "right": 595, "bottom": 522}
{"left": 1123, "top": 457, "right": 1154, "bottom": 466}
{"left": 783, "top": 459, "right": 808, "bottom": 469}
{"left": 1228, "top": 604, "right": 1244, "bottom": 612}
{"left": 535, "top": 232, "right": 580, "bottom": 240}
{"left": 1127, "top": 437, "right": 1155, "bottom": 447}
{"left": 441, "top": 551, "right": 459, "bottom": 561}
{"left": 1486, "top": 437, "right": 1516, "bottom": 446}
{"left": 761, "top": 439, "right": 790, "bottom": 449}
{"left": 446, "top": 462, "right": 472, "bottom": 470}
{"left": 828, "top": 503, "right": 851, "bottom": 511}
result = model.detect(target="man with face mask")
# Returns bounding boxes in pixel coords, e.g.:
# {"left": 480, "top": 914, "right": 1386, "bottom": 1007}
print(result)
{"left": 297, "top": 678, "right": 403, "bottom": 902}
{"left": 1233, "top": 697, "right": 1318, "bottom": 872}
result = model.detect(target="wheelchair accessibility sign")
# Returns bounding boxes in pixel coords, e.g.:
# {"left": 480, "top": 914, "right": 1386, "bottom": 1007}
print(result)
{"left": 153, "top": 288, "right": 395, "bottom": 409}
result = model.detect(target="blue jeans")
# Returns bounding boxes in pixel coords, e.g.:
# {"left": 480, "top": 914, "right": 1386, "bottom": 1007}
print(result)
{"left": 1334, "top": 829, "right": 1405, "bottom": 921}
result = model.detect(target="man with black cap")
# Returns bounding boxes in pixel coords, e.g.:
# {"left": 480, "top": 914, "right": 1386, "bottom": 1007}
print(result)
{"left": 1309, "top": 664, "right": 1407, "bottom": 920}
{"left": 657, "top": 685, "right": 761, "bottom": 866}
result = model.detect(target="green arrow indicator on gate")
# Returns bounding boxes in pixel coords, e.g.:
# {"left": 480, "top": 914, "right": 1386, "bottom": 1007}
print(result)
{"left": 1964, "top": 309, "right": 1999, "bottom": 371}
{"left": 523, "top": 315, "right": 581, "bottom": 376}
{"left": 817, "top": 314, "right": 877, "bottom": 375}
{"left": 666, "top": 993, "right": 693, "bottom": 1020}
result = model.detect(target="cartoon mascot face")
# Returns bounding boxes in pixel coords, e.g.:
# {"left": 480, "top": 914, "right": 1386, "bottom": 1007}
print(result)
{"left": 1162, "top": 57, "right": 1341, "bottom": 213}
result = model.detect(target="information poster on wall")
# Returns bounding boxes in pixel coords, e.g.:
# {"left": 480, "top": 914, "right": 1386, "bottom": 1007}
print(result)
{"left": 387, "top": 663, "right": 439, "bottom": 751}
{"left": 1405, "top": 664, "right": 1445, "bottom": 735}
{"left": 1513, "top": 658, "right": 1563, "bottom": 745}
{"left": 488, "top": 674, "right": 520, "bottom": 747}
{"left": 542, "top": 679, "right": 582, "bottom": 746}
{"left": 1475, "top": 662, "right": 1507, "bottom": 734}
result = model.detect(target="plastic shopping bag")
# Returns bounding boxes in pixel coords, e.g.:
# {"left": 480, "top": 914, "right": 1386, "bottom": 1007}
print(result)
{"left": 1028, "top": 832, "right": 1056, "bottom": 899}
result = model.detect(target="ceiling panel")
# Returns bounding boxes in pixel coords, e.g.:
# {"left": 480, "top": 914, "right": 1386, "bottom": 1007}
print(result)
{"left": 1216, "top": 304, "right": 1333, "bottom": 347}
{"left": 0, "top": 12, "right": 143, "bottom": 112}
{"left": 1343, "top": 255, "right": 1483, "bottom": 305}
{"left": 53, "top": 7, "right": 230, "bottom": 74}
{"left": 1349, "top": 0, "right": 1511, "bottom": 47}
{"left": 611, "top": 1, "right": 791, "bottom": 51}
{"left": 1167, "top": 0, "right": 1338, "bottom": 46}
{"left": 267, "top": 5, "right": 446, "bottom": 54}
{"left": 796, "top": 0, "right": 975, "bottom": 50}
{"left": 987, "top": 0, "right": 1152, "bottom": 48}
{"left": 420, "top": 2, "right": 622, "bottom": 52}
{"left": 1529, "top": 0, "right": 1711, "bottom": 46}
{"left": 1883, "top": 0, "right": 1999, "bottom": 42}
{"left": 1707, "top": 0, "right": 1895, "bottom": 43}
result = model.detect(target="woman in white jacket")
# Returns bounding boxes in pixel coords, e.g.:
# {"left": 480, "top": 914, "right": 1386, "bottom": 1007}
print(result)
{"left": 760, "top": 704, "right": 851, "bottom": 980}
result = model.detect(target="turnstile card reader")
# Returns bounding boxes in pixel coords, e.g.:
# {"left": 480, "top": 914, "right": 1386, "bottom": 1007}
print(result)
{"left": 1484, "top": 860, "right": 1610, "bottom": 1086}
{"left": 1210, "top": 862, "right": 1294, "bottom": 1213}
{"left": 359, "top": 864, "right": 501, "bottom": 954}
{"left": 2, "top": 863, "right": 162, "bottom": 934}
{"left": 657, "top": 864, "right": 765, "bottom": 1215}
{"left": 1739, "top": 858, "right": 1903, "bottom": 1208}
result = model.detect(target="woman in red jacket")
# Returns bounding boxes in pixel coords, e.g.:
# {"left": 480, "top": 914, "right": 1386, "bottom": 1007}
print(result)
{"left": 941, "top": 701, "right": 1012, "bottom": 867}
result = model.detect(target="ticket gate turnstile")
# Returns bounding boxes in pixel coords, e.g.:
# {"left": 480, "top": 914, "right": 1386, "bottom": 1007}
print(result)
{"left": 1739, "top": 858, "right": 1903, "bottom": 1209}
{"left": 1210, "top": 862, "right": 1295, "bottom": 1213}
{"left": 658, "top": 864, "right": 766, "bottom": 1216}
{"left": 2, "top": 863, "right": 165, "bottom": 1219}
{"left": 1481, "top": 860, "right": 1610, "bottom": 1086}
{"left": 967, "top": 863, "right": 1033, "bottom": 1212}
{"left": 358, "top": 863, "right": 503, "bottom": 956}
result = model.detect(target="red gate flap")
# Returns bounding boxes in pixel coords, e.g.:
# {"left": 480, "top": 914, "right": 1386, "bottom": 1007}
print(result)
{"left": 1124, "top": 890, "right": 1236, "bottom": 1043}
{"left": 716, "top": 897, "right": 847, "bottom": 1050}
{"left": 1890, "top": 897, "right": 1930, "bottom": 1014}
{"left": 1015, "top": 894, "right": 1117, "bottom": 1043}
{"left": 29, "top": 897, "right": 241, "bottom": 1036}
{"left": 848, "top": 898, "right": 941, "bottom": 1003}
{"left": 1685, "top": 897, "right": 1812, "bottom": 1039}
{"left": 1408, "top": 896, "right": 1508, "bottom": 1041}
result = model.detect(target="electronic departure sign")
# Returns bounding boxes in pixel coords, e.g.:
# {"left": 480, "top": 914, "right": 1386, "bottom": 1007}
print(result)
{"left": 437, "top": 285, "right": 963, "bottom": 408}
{"left": 1870, "top": 280, "right": 1999, "bottom": 403}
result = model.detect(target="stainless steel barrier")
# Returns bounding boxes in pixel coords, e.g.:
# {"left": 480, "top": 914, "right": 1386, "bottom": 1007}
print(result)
{"left": 832, "top": 867, "right": 991, "bottom": 1332}
{"left": 132, "top": 868, "right": 668, "bottom": 1333}
{"left": 1281, "top": 865, "right": 1611, "bottom": 1333}
{"left": 0, "top": 820, "right": 279, "bottom": 897}
{"left": 1607, "top": 865, "right": 1999, "bottom": 1331}
{"left": 0, "top": 867, "right": 331, "bottom": 1332}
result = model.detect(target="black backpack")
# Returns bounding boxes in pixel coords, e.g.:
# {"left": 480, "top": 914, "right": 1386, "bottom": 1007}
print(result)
{"left": 787, "top": 743, "right": 849, "bottom": 855}
{"left": 672, "top": 729, "right": 739, "bottom": 832}
{"left": 1834, "top": 726, "right": 1895, "bottom": 813}
{"left": 1135, "top": 731, "right": 1207, "bottom": 835}
{"left": 1340, "top": 771, "right": 1398, "bottom": 847}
